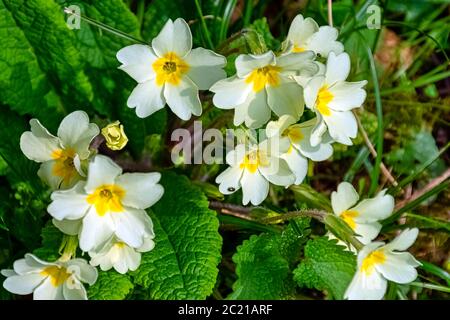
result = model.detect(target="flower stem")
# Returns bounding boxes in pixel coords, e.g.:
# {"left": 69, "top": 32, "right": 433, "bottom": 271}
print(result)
{"left": 63, "top": 7, "right": 147, "bottom": 45}
{"left": 58, "top": 235, "right": 79, "bottom": 262}
{"left": 193, "top": 0, "right": 214, "bottom": 49}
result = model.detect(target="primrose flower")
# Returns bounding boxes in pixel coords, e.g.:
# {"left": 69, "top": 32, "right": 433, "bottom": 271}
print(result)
{"left": 266, "top": 115, "right": 333, "bottom": 184}
{"left": 304, "top": 52, "right": 367, "bottom": 146}
{"left": 47, "top": 155, "right": 163, "bottom": 252}
{"left": 211, "top": 50, "right": 317, "bottom": 128}
{"left": 330, "top": 182, "right": 394, "bottom": 245}
{"left": 216, "top": 140, "right": 295, "bottom": 205}
{"left": 345, "top": 228, "right": 421, "bottom": 300}
{"left": 117, "top": 18, "right": 226, "bottom": 120}
{"left": 89, "top": 236, "right": 154, "bottom": 274}
{"left": 1, "top": 254, "right": 97, "bottom": 300}
{"left": 285, "top": 14, "right": 344, "bottom": 57}
{"left": 20, "top": 111, "right": 99, "bottom": 190}
{"left": 101, "top": 121, "right": 128, "bottom": 151}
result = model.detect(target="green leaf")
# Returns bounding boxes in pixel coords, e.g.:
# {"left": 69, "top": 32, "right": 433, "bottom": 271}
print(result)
{"left": 293, "top": 237, "right": 356, "bottom": 299}
{"left": 406, "top": 213, "right": 450, "bottom": 233}
{"left": 4, "top": 0, "right": 93, "bottom": 114}
{"left": 88, "top": 270, "right": 134, "bottom": 300}
{"left": 0, "top": 109, "right": 40, "bottom": 186}
{"left": 229, "top": 219, "right": 310, "bottom": 300}
{"left": 132, "top": 172, "right": 222, "bottom": 299}
{"left": 33, "top": 223, "right": 63, "bottom": 262}
{"left": 247, "top": 18, "right": 280, "bottom": 51}
{"left": 0, "top": 2, "right": 59, "bottom": 123}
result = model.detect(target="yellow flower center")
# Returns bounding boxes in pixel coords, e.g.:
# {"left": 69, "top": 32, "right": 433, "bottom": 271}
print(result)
{"left": 340, "top": 210, "right": 359, "bottom": 230}
{"left": 40, "top": 266, "right": 70, "bottom": 287}
{"left": 114, "top": 242, "right": 126, "bottom": 249}
{"left": 152, "top": 52, "right": 189, "bottom": 86}
{"left": 292, "top": 45, "right": 305, "bottom": 53}
{"left": 361, "top": 250, "right": 386, "bottom": 275}
{"left": 86, "top": 184, "right": 126, "bottom": 216}
{"left": 51, "top": 148, "right": 77, "bottom": 185}
{"left": 283, "top": 126, "right": 304, "bottom": 144}
{"left": 316, "top": 86, "right": 333, "bottom": 116}
{"left": 245, "top": 65, "right": 281, "bottom": 92}
{"left": 240, "top": 150, "right": 270, "bottom": 173}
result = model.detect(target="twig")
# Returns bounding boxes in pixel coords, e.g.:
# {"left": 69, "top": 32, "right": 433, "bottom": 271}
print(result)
{"left": 354, "top": 111, "right": 399, "bottom": 187}
{"left": 327, "top": 0, "right": 333, "bottom": 27}
{"left": 394, "top": 168, "right": 450, "bottom": 211}
{"left": 261, "top": 209, "right": 327, "bottom": 224}
{"left": 209, "top": 201, "right": 253, "bottom": 220}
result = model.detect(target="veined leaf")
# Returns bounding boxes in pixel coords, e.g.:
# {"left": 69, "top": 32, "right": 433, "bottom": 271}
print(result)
{"left": 132, "top": 172, "right": 222, "bottom": 299}
{"left": 88, "top": 270, "right": 133, "bottom": 300}
{"left": 293, "top": 237, "right": 356, "bottom": 299}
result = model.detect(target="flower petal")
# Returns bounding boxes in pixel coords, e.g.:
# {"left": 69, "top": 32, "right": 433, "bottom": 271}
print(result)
{"left": 113, "top": 208, "right": 154, "bottom": 248}
{"left": 127, "top": 80, "right": 165, "bottom": 118}
{"left": 185, "top": 48, "right": 226, "bottom": 90}
{"left": 117, "top": 44, "right": 158, "bottom": 83}
{"left": 225, "top": 144, "right": 247, "bottom": 167}
{"left": 296, "top": 124, "right": 333, "bottom": 161}
{"left": 354, "top": 222, "right": 382, "bottom": 245}
{"left": 57, "top": 111, "right": 99, "bottom": 158}
{"left": 65, "top": 259, "right": 98, "bottom": 285}
{"left": 376, "top": 252, "right": 420, "bottom": 284}
{"left": 240, "top": 170, "right": 269, "bottom": 205}
{"left": 304, "top": 76, "right": 325, "bottom": 109}
{"left": 352, "top": 190, "right": 394, "bottom": 222}
{"left": 62, "top": 279, "right": 87, "bottom": 300}
{"left": 281, "top": 148, "right": 308, "bottom": 185}
{"left": 306, "top": 26, "right": 344, "bottom": 57}
{"left": 152, "top": 18, "right": 192, "bottom": 57}
{"left": 331, "top": 182, "right": 359, "bottom": 215}
{"left": 383, "top": 228, "right": 419, "bottom": 252}
{"left": 211, "top": 76, "right": 252, "bottom": 109}
{"left": 48, "top": 182, "right": 89, "bottom": 220}
{"left": 325, "top": 52, "right": 350, "bottom": 85}
{"left": 322, "top": 110, "right": 358, "bottom": 145}
{"left": 328, "top": 81, "right": 368, "bottom": 111}
{"left": 286, "top": 15, "right": 318, "bottom": 48}
{"left": 85, "top": 155, "right": 122, "bottom": 193}
{"left": 276, "top": 51, "right": 316, "bottom": 73}
{"left": 216, "top": 166, "right": 243, "bottom": 195}
{"left": 344, "top": 269, "right": 387, "bottom": 300}
{"left": 79, "top": 208, "right": 115, "bottom": 252}
{"left": 3, "top": 273, "right": 45, "bottom": 295}
{"left": 309, "top": 115, "right": 328, "bottom": 147}
{"left": 164, "top": 76, "right": 201, "bottom": 120}
{"left": 33, "top": 277, "right": 64, "bottom": 300}
{"left": 245, "top": 90, "right": 271, "bottom": 128}
{"left": 267, "top": 76, "right": 304, "bottom": 119}
{"left": 20, "top": 119, "right": 60, "bottom": 162}
{"left": 235, "top": 51, "right": 275, "bottom": 78}
{"left": 116, "top": 172, "right": 164, "bottom": 209}
{"left": 266, "top": 115, "right": 297, "bottom": 138}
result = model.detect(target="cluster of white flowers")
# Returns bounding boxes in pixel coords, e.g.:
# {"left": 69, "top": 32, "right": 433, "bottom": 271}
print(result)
{"left": 3, "top": 111, "right": 164, "bottom": 299}
{"left": 328, "top": 182, "right": 421, "bottom": 300}
{"left": 2, "top": 15, "right": 421, "bottom": 301}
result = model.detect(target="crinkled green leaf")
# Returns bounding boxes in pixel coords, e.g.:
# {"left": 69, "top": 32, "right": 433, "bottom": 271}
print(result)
{"left": 229, "top": 219, "right": 310, "bottom": 300}
{"left": 88, "top": 270, "right": 134, "bottom": 300}
{"left": 132, "top": 172, "right": 222, "bottom": 299}
{"left": 293, "top": 237, "right": 356, "bottom": 299}
{"left": 3, "top": 0, "right": 93, "bottom": 115}
{"left": 33, "top": 222, "right": 63, "bottom": 262}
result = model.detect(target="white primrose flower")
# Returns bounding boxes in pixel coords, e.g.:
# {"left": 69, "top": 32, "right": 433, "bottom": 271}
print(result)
{"left": 20, "top": 111, "right": 99, "bottom": 190}
{"left": 285, "top": 14, "right": 344, "bottom": 57}
{"left": 89, "top": 236, "right": 154, "bottom": 274}
{"left": 1, "top": 254, "right": 97, "bottom": 300}
{"left": 47, "top": 155, "right": 164, "bottom": 252}
{"left": 266, "top": 115, "right": 333, "bottom": 184}
{"left": 330, "top": 182, "right": 394, "bottom": 245}
{"left": 117, "top": 18, "right": 226, "bottom": 120}
{"left": 345, "top": 228, "right": 421, "bottom": 300}
{"left": 216, "top": 139, "right": 295, "bottom": 205}
{"left": 211, "top": 50, "right": 318, "bottom": 128}
{"left": 304, "top": 52, "right": 368, "bottom": 146}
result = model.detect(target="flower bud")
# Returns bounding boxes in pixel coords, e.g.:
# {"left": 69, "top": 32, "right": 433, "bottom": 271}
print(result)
{"left": 101, "top": 121, "right": 128, "bottom": 151}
